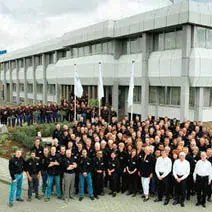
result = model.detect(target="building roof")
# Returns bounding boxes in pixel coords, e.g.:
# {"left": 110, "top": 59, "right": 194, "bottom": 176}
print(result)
{"left": 1, "top": 0, "right": 212, "bottom": 62}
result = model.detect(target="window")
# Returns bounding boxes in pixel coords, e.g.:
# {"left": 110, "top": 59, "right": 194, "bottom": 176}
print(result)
{"left": 48, "top": 84, "right": 55, "bottom": 95}
{"left": 153, "top": 34, "right": 159, "bottom": 51}
{"left": 149, "top": 86, "right": 165, "bottom": 104}
{"left": 122, "top": 40, "right": 128, "bottom": 55}
{"left": 204, "top": 87, "right": 212, "bottom": 107}
{"left": 207, "top": 29, "right": 212, "bottom": 48}
{"left": 58, "top": 50, "right": 66, "bottom": 59}
{"left": 20, "top": 84, "right": 24, "bottom": 92}
{"left": 13, "top": 83, "right": 16, "bottom": 92}
{"left": 27, "top": 83, "right": 33, "bottom": 93}
{"left": 26, "top": 57, "right": 32, "bottom": 67}
{"left": 37, "top": 84, "right": 43, "bottom": 93}
{"left": 35, "top": 55, "right": 42, "bottom": 66}
{"left": 84, "top": 46, "right": 90, "bottom": 56}
{"left": 165, "top": 31, "right": 176, "bottom": 50}
{"left": 73, "top": 48, "right": 78, "bottom": 57}
{"left": 196, "top": 27, "right": 206, "bottom": 48}
{"left": 49, "top": 53, "right": 54, "bottom": 64}
{"left": 78, "top": 47, "right": 84, "bottom": 57}
{"left": 19, "top": 59, "right": 24, "bottom": 68}
{"left": 133, "top": 86, "right": 141, "bottom": 103}
{"left": 189, "top": 87, "right": 196, "bottom": 107}
{"left": 11, "top": 61, "right": 16, "bottom": 69}
{"left": 167, "top": 87, "right": 181, "bottom": 106}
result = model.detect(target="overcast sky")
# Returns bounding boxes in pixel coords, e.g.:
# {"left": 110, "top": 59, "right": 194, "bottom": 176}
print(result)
{"left": 0, "top": 0, "right": 208, "bottom": 52}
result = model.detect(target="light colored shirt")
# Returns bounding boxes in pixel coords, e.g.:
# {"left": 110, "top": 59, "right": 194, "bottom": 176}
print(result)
{"left": 193, "top": 159, "right": 212, "bottom": 183}
{"left": 155, "top": 156, "right": 172, "bottom": 179}
{"left": 173, "top": 159, "right": 190, "bottom": 181}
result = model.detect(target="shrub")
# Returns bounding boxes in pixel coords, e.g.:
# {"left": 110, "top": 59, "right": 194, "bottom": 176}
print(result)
{"left": 11, "top": 145, "right": 19, "bottom": 152}
{"left": 0, "top": 134, "right": 9, "bottom": 144}
{"left": 88, "top": 98, "right": 99, "bottom": 108}
{"left": 0, "top": 149, "right": 7, "bottom": 155}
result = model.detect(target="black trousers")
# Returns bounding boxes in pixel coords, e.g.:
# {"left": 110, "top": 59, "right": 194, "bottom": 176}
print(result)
{"left": 28, "top": 174, "right": 39, "bottom": 198}
{"left": 109, "top": 173, "right": 118, "bottom": 193}
{"left": 208, "top": 183, "right": 212, "bottom": 199}
{"left": 117, "top": 172, "right": 128, "bottom": 192}
{"left": 156, "top": 175, "right": 170, "bottom": 200}
{"left": 186, "top": 174, "right": 194, "bottom": 198}
{"left": 175, "top": 178, "right": 187, "bottom": 204}
{"left": 127, "top": 172, "right": 138, "bottom": 194}
{"left": 196, "top": 175, "right": 209, "bottom": 204}
{"left": 93, "top": 172, "right": 104, "bottom": 196}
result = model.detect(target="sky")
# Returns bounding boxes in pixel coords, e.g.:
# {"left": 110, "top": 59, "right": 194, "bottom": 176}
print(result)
{"left": 0, "top": 0, "right": 210, "bottom": 52}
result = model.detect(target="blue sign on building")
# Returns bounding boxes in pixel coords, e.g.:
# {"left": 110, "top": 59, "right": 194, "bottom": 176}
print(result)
{"left": 0, "top": 50, "right": 7, "bottom": 55}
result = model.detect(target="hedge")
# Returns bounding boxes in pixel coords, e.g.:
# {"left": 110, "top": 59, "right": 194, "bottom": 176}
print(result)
{"left": 7, "top": 122, "right": 73, "bottom": 149}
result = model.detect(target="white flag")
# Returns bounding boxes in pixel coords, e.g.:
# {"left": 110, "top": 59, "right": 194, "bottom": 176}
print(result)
{"left": 127, "top": 61, "right": 135, "bottom": 108}
{"left": 98, "top": 62, "right": 104, "bottom": 101}
{"left": 74, "top": 65, "right": 83, "bottom": 98}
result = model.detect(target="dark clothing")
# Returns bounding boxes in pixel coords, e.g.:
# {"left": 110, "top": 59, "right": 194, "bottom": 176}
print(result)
{"left": 64, "top": 156, "right": 76, "bottom": 174}
{"left": 40, "top": 155, "right": 49, "bottom": 172}
{"left": 26, "top": 158, "right": 41, "bottom": 176}
{"left": 196, "top": 175, "right": 209, "bottom": 204}
{"left": 9, "top": 156, "right": 25, "bottom": 180}
{"left": 31, "top": 145, "right": 43, "bottom": 159}
{"left": 46, "top": 154, "right": 62, "bottom": 176}
{"left": 52, "top": 129, "right": 63, "bottom": 141}
{"left": 78, "top": 157, "right": 93, "bottom": 173}
{"left": 138, "top": 154, "right": 154, "bottom": 177}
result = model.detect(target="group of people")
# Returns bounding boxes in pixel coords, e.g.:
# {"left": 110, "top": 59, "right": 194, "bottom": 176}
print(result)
{"left": 0, "top": 93, "right": 116, "bottom": 127}
{"left": 8, "top": 114, "right": 212, "bottom": 208}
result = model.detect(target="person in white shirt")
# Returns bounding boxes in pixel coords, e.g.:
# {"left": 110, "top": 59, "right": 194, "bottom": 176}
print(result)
{"left": 172, "top": 152, "right": 190, "bottom": 207}
{"left": 154, "top": 150, "right": 172, "bottom": 205}
{"left": 193, "top": 151, "right": 212, "bottom": 208}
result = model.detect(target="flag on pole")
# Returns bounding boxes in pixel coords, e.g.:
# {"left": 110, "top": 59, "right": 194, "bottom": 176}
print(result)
{"left": 127, "top": 60, "right": 135, "bottom": 108}
{"left": 98, "top": 62, "right": 104, "bottom": 101}
{"left": 74, "top": 64, "right": 83, "bottom": 98}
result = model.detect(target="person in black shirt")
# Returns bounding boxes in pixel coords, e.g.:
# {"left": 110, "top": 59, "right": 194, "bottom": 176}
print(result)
{"left": 78, "top": 149, "right": 94, "bottom": 201}
{"left": 8, "top": 150, "right": 25, "bottom": 207}
{"left": 40, "top": 147, "right": 49, "bottom": 195}
{"left": 93, "top": 150, "right": 106, "bottom": 199}
{"left": 25, "top": 151, "right": 41, "bottom": 201}
{"left": 63, "top": 149, "right": 77, "bottom": 203}
{"left": 126, "top": 149, "right": 138, "bottom": 196}
{"left": 52, "top": 124, "right": 63, "bottom": 143}
{"left": 108, "top": 151, "right": 119, "bottom": 197}
{"left": 45, "top": 146, "right": 62, "bottom": 201}
{"left": 31, "top": 137, "right": 43, "bottom": 160}
{"left": 139, "top": 146, "right": 154, "bottom": 202}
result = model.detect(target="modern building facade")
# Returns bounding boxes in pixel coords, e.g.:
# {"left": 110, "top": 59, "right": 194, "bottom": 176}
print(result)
{"left": 0, "top": 0, "right": 212, "bottom": 122}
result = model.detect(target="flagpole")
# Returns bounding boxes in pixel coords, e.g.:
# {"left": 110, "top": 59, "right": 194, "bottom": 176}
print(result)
{"left": 131, "top": 60, "right": 135, "bottom": 121}
{"left": 98, "top": 62, "right": 103, "bottom": 117}
{"left": 74, "top": 64, "right": 77, "bottom": 121}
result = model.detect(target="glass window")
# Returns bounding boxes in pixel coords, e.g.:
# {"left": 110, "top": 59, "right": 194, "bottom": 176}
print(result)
{"left": 130, "top": 38, "right": 138, "bottom": 54}
{"left": 153, "top": 34, "right": 159, "bottom": 51}
{"left": 13, "top": 83, "right": 16, "bottom": 92}
{"left": 122, "top": 40, "right": 128, "bottom": 55}
{"left": 165, "top": 31, "right": 176, "bottom": 50}
{"left": 159, "top": 87, "right": 165, "bottom": 104}
{"left": 149, "top": 86, "right": 157, "bottom": 104}
{"left": 189, "top": 87, "right": 195, "bottom": 107}
{"left": 73, "top": 48, "right": 78, "bottom": 57}
{"left": 204, "top": 87, "right": 212, "bottom": 107}
{"left": 96, "top": 43, "right": 102, "bottom": 54}
{"left": 78, "top": 47, "right": 84, "bottom": 57}
{"left": 176, "top": 30, "right": 183, "bottom": 49}
{"left": 206, "top": 29, "right": 212, "bottom": 48}
{"left": 102, "top": 42, "right": 108, "bottom": 54}
{"left": 27, "top": 83, "right": 33, "bottom": 93}
{"left": 37, "top": 84, "right": 43, "bottom": 93}
{"left": 48, "top": 84, "right": 55, "bottom": 95}
{"left": 48, "top": 53, "right": 54, "bottom": 64}
{"left": 158, "top": 33, "right": 164, "bottom": 50}
{"left": 196, "top": 27, "right": 206, "bottom": 48}
{"left": 84, "top": 46, "right": 90, "bottom": 56}
{"left": 20, "top": 84, "right": 24, "bottom": 92}
{"left": 167, "top": 87, "right": 181, "bottom": 106}
{"left": 133, "top": 86, "right": 141, "bottom": 103}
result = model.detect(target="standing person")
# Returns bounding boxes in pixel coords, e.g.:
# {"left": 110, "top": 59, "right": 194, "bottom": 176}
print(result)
{"left": 139, "top": 146, "right": 154, "bottom": 202}
{"left": 8, "top": 150, "right": 25, "bottom": 207}
{"left": 193, "top": 152, "right": 212, "bottom": 208}
{"left": 78, "top": 149, "right": 94, "bottom": 201}
{"left": 63, "top": 149, "right": 77, "bottom": 203}
{"left": 31, "top": 137, "right": 43, "bottom": 160}
{"left": 155, "top": 150, "right": 172, "bottom": 205}
{"left": 93, "top": 150, "right": 106, "bottom": 199}
{"left": 25, "top": 151, "right": 41, "bottom": 201}
{"left": 172, "top": 152, "right": 190, "bottom": 207}
{"left": 107, "top": 152, "right": 119, "bottom": 197}
{"left": 52, "top": 123, "right": 63, "bottom": 143}
{"left": 126, "top": 149, "right": 138, "bottom": 197}
{"left": 40, "top": 147, "right": 49, "bottom": 195}
{"left": 207, "top": 148, "right": 212, "bottom": 202}
{"left": 45, "top": 146, "right": 62, "bottom": 201}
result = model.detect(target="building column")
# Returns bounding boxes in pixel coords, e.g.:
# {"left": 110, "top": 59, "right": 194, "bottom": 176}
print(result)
{"left": 42, "top": 54, "right": 47, "bottom": 103}
{"left": 180, "top": 25, "right": 191, "bottom": 122}
{"left": 23, "top": 58, "right": 28, "bottom": 103}
{"left": 195, "top": 87, "right": 204, "bottom": 121}
{"left": 141, "top": 33, "right": 152, "bottom": 120}
{"left": 55, "top": 83, "right": 60, "bottom": 103}
{"left": 32, "top": 56, "right": 37, "bottom": 104}
{"left": 53, "top": 51, "right": 58, "bottom": 64}
{"left": 112, "top": 81, "right": 119, "bottom": 114}
{"left": 16, "top": 60, "right": 20, "bottom": 104}
{"left": 66, "top": 85, "right": 69, "bottom": 101}
{"left": 9, "top": 61, "right": 13, "bottom": 103}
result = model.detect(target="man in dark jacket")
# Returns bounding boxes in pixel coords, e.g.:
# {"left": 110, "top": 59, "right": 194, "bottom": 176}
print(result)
{"left": 8, "top": 150, "right": 25, "bottom": 207}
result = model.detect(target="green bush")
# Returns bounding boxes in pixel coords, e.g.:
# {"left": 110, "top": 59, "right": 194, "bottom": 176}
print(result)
{"left": 0, "top": 134, "right": 9, "bottom": 144}
{"left": 0, "top": 149, "right": 7, "bottom": 155}
{"left": 11, "top": 145, "right": 19, "bottom": 152}
{"left": 7, "top": 122, "right": 73, "bottom": 148}
{"left": 88, "top": 98, "right": 99, "bottom": 108}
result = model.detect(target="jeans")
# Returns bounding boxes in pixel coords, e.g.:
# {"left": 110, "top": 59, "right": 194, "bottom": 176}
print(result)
{"left": 45, "top": 175, "right": 61, "bottom": 199}
{"left": 28, "top": 174, "right": 39, "bottom": 198}
{"left": 17, "top": 115, "right": 23, "bottom": 126}
{"left": 79, "top": 173, "right": 93, "bottom": 197}
{"left": 42, "top": 171, "right": 48, "bottom": 194}
{"left": 9, "top": 174, "right": 23, "bottom": 203}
